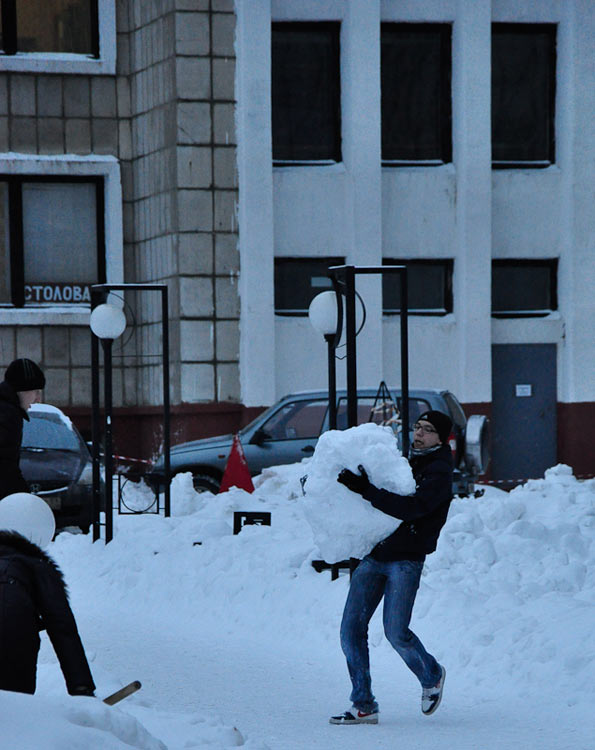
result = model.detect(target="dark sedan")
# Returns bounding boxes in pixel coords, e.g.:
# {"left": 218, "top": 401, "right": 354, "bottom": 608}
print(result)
{"left": 20, "top": 404, "right": 95, "bottom": 533}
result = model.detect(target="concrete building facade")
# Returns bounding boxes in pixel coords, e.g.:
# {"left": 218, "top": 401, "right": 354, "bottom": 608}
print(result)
{"left": 0, "top": 0, "right": 593, "bottom": 480}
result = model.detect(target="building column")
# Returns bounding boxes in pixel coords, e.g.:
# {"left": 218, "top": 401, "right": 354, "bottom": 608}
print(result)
{"left": 236, "top": 0, "right": 276, "bottom": 407}
{"left": 342, "top": 0, "right": 383, "bottom": 387}
{"left": 452, "top": 0, "right": 492, "bottom": 404}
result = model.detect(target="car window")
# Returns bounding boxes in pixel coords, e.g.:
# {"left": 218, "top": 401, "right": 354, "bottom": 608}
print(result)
{"left": 336, "top": 397, "right": 431, "bottom": 429}
{"left": 261, "top": 400, "right": 328, "bottom": 440}
{"left": 397, "top": 398, "right": 432, "bottom": 427}
{"left": 442, "top": 392, "right": 466, "bottom": 427}
{"left": 22, "top": 415, "right": 81, "bottom": 452}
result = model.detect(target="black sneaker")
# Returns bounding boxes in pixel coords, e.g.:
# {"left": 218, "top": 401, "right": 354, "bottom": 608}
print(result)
{"left": 329, "top": 707, "right": 379, "bottom": 725}
{"left": 421, "top": 665, "right": 446, "bottom": 716}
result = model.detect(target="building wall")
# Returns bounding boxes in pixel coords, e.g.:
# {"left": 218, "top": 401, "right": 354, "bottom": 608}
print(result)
{"left": 236, "top": 0, "right": 595, "bottom": 476}
{"left": 0, "top": 0, "right": 242, "bottom": 458}
{"left": 0, "top": 0, "right": 593, "bottom": 478}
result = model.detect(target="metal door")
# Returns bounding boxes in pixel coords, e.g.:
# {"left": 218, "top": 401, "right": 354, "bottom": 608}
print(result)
{"left": 491, "top": 344, "right": 557, "bottom": 484}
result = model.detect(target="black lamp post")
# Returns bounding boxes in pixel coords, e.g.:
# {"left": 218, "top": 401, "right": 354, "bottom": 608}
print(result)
{"left": 308, "top": 288, "right": 343, "bottom": 429}
{"left": 320, "top": 265, "right": 410, "bottom": 456}
{"left": 89, "top": 301, "right": 126, "bottom": 543}
{"left": 90, "top": 283, "right": 171, "bottom": 544}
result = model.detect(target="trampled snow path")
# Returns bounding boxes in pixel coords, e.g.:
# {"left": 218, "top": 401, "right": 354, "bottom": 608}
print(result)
{"left": 75, "top": 591, "right": 590, "bottom": 750}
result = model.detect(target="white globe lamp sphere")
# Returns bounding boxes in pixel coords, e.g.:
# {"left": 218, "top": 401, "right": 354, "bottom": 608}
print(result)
{"left": 0, "top": 493, "right": 56, "bottom": 548}
{"left": 90, "top": 303, "right": 127, "bottom": 340}
{"left": 308, "top": 291, "right": 339, "bottom": 336}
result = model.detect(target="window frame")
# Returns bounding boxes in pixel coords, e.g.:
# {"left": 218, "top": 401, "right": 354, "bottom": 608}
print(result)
{"left": 1, "top": 174, "right": 105, "bottom": 308}
{"left": 381, "top": 22, "right": 452, "bottom": 167}
{"left": 0, "top": 0, "right": 114, "bottom": 75}
{"left": 0, "top": 155, "right": 122, "bottom": 324}
{"left": 271, "top": 21, "right": 342, "bottom": 166}
{"left": 491, "top": 23, "right": 557, "bottom": 169}
{"left": 491, "top": 258, "right": 558, "bottom": 318}
{"left": 382, "top": 259, "right": 454, "bottom": 316}
{"left": 274, "top": 256, "right": 345, "bottom": 316}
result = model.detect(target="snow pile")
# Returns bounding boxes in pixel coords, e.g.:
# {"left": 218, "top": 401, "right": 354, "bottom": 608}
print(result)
{"left": 2, "top": 440, "right": 594, "bottom": 748}
{"left": 0, "top": 690, "right": 166, "bottom": 750}
{"left": 301, "top": 423, "right": 415, "bottom": 561}
{"left": 420, "top": 465, "right": 595, "bottom": 699}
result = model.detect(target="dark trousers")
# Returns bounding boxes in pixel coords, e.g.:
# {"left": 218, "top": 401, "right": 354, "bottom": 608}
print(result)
{"left": 340, "top": 556, "right": 441, "bottom": 713}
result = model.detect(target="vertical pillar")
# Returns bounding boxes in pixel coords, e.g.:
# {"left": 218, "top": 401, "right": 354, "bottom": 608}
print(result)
{"left": 342, "top": 0, "right": 383, "bottom": 387}
{"left": 452, "top": 0, "right": 493, "bottom": 403}
{"left": 236, "top": 0, "right": 276, "bottom": 407}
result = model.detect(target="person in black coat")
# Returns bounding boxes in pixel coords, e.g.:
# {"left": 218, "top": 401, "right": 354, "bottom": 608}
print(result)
{"left": 0, "top": 358, "right": 45, "bottom": 500}
{"left": 330, "top": 410, "right": 454, "bottom": 725}
{"left": 0, "top": 529, "right": 96, "bottom": 696}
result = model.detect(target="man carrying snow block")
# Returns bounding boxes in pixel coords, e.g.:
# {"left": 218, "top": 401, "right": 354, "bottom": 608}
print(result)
{"left": 330, "top": 410, "right": 453, "bottom": 725}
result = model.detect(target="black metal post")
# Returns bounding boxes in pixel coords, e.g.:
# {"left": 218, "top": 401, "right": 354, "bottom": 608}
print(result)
{"left": 399, "top": 267, "right": 410, "bottom": 457}
{"left": 325, "top": 334, "right": 337, "bottom": 429}
{"left": 91, "top": 331, "right": 101, "bottom": 541}
{"left": 91, "top": 282, "right": 171, "bottom": 527}
{"left": 345, "top": 266, "right": 358, "bottom": 427}
{"left": 102, "top": 338, "right": 114, "bottom": 544}
{"left": 161, "top": 287, "right": 171, "bottom": 517}
{"left": 90, "top": 288, "right": 105, "bottom": 543}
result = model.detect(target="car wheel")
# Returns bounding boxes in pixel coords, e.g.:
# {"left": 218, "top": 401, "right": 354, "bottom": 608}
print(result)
{"left": 192, "top": 473, "right": 221, "bottom": 494}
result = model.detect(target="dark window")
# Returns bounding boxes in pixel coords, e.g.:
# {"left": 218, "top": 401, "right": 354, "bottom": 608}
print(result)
{"left": 492, "top": 259, "right": 558, "bottom": 317}
{"left": 272, "top": 22, "right": 341, "bottom": 164}
{"left": 261, "top": 400, "right": 328, "bottom": 440}
{"left": 382, "top": 259, "right": 453, "bottom": 315}
{"left": 274, "top": 256, "right": 344, "bottom": 315}
{"left": 0, "top": 176, "right": 105, "bottom": 307}
{"left": 492, "top": 24, "right": 556, "bottom": 166}
{"left": 0, "top": 0, "right": 98, "bottom": 56}
{"left": 381, "top": 23, "right": 452, "bottom": 164}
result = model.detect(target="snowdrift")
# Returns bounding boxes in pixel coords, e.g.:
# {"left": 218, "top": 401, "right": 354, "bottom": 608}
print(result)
{"left": 2, "top": 453, "right": 593, "bottom": 747}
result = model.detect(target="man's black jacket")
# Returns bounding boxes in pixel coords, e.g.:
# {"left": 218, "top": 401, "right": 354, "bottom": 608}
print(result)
{"left": 0, "top": 380, "right": 29, "bottom": 499}
{"left": 363, "top": 443, "right": 454, "bottom": 562}
{"left": 0, "top": 531, "right": 95, "bottom": 695}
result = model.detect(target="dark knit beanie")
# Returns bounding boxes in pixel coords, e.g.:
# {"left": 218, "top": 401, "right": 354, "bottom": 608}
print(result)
{"left": 4, "top": 358, "right": 45, "bottom": 392}
{"left": 417, "top": 410, "right": 453, "bottom": 444}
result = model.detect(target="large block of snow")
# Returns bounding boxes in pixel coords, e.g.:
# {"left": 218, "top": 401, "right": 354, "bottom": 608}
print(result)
{"left": 301, "top": 423, "right": 415, "bottom": 562}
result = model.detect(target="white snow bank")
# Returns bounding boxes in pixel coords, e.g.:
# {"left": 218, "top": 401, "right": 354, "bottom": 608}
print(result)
{"left": 301, "top": 423, "right": 415, "bottom": 561}
{"left": 0, "top": 690, "right": 166, "bottom": 750}
{"left": 419, "top": 466, "right": 595, "bottom": 701}
{"left": 5, "top": 446, "right": 593, "bottom": 748}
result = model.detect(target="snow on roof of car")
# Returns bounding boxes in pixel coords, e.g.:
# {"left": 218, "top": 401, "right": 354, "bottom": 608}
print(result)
{"left": 29, "top": 403, "right": 74, "bottom": 430}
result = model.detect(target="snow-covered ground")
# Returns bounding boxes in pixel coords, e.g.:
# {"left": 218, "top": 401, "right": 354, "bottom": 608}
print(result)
{"left": 2, "top": 446, "right": 594, "bottom": 749}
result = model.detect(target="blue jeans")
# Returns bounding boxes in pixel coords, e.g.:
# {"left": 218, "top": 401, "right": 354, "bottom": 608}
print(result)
{"left": 340, "top": 556, "right": 441, "bottom": 713}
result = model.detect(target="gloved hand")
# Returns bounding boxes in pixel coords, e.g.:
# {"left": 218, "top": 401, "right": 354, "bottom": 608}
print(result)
{"left": 337, "top": 464, "right": 370, "bottom": 496}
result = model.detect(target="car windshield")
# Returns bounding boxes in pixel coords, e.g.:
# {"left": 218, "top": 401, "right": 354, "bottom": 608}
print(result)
{"left": 335, "top": 397, "right": 432, "bottom": 429}
{"left": 22, "top": 415, "right": 81, "bottom": 452}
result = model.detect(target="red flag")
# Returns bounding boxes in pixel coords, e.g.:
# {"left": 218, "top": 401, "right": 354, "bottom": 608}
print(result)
{"left": 218, "top": 434, "right": 254, "bottom": 494}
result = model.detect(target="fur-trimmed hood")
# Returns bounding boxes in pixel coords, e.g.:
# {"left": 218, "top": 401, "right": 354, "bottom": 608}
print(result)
{"left": 0, "top": 530, "right": 66, "bottom": 591}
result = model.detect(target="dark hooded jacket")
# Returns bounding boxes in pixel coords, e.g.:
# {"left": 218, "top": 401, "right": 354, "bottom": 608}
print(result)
{"left": 0, "top": 380, "right": 30, "bottom": 499}
{"left": 363, "top": 443, "right": 454, "bottom": 562}
{"left": 0, "top": 530, "right": 95, "bottom": 695}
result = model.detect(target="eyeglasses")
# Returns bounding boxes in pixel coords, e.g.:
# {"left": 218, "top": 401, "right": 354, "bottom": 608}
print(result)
{"left": 412, "top": 422, "right": 437, "bottom": 435}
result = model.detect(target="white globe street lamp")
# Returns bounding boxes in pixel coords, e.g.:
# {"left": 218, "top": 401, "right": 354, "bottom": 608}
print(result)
{"left": 89, "top": 303, "right": 127, "bottom": 340}
{"left": 309, "top": 291, "right": 343, "bottom": 429}
{"left": 308, "top": 291, "right": 339, "bottom": 336}
{"left": 89, "top": 302, "right": 126, "bottom": 543}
